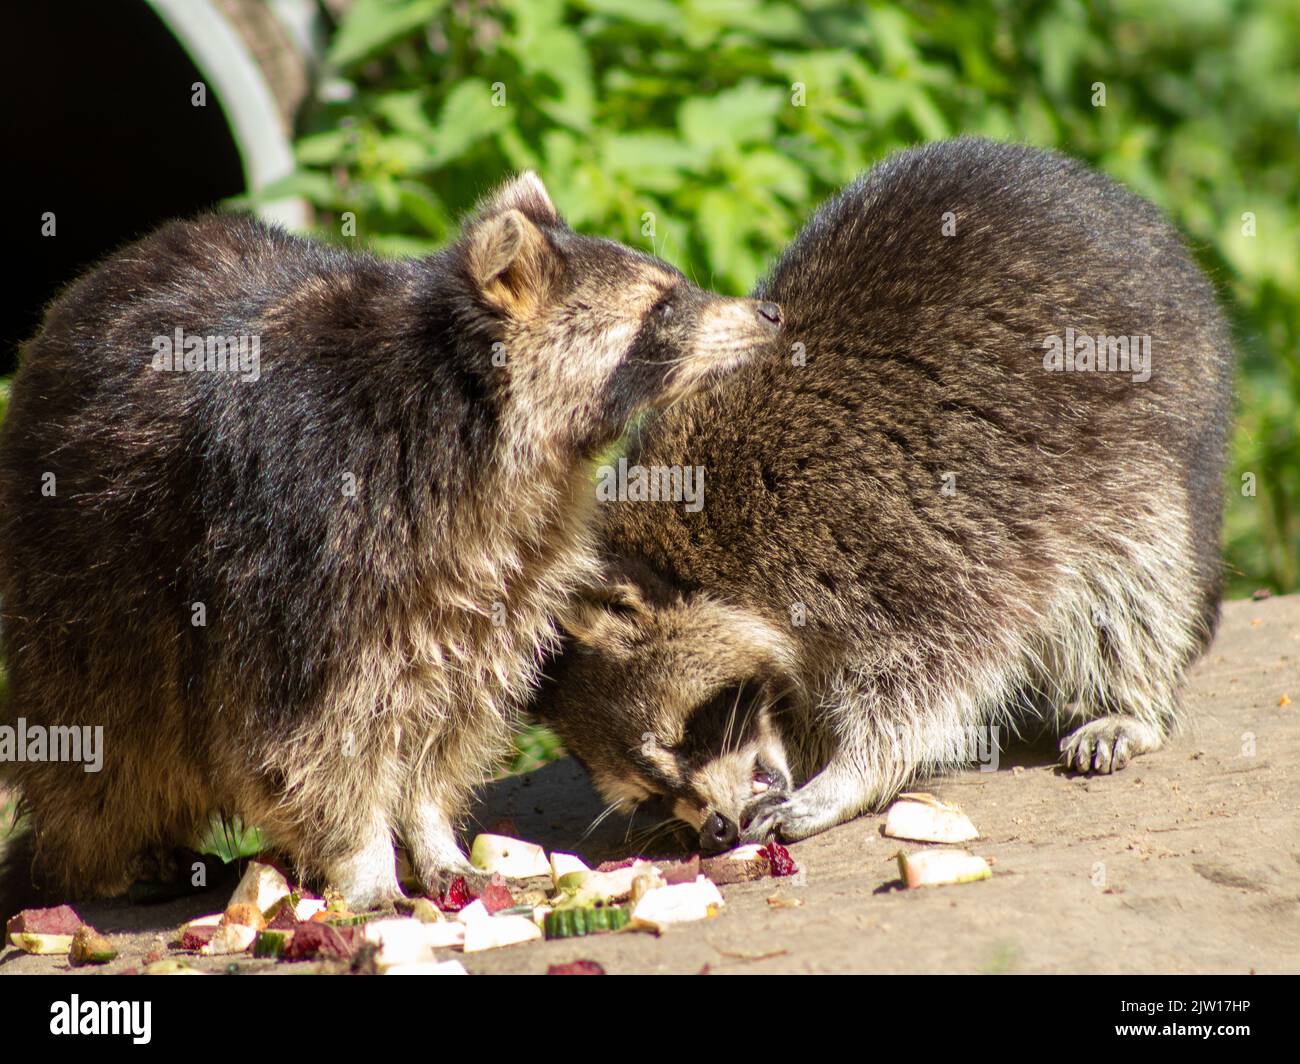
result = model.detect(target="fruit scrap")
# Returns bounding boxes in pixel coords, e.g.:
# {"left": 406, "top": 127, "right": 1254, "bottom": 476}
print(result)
{"left": 461, "top": 913, "right": 543, "bottom": 952}
{"left": 884, "top": 793, "right": 979, "bottom": 844}
{"left": 143, "top": 959, "right": 204, "bottom": 975}
{"left": 201, "top": 922, "right": 258, "bottom": 956}
{"left": 549, "top": 851, "right": 590, "bottom": 885}
{"left": 69, "top": 926, "right": 118, "bottom": 966}
{"left": 282, "top": 920, "right": 352, "bottom": 962}
{"left": 630, "top": 876, "right": 724, "bottom": 929}
{"left": 548, "top": 960, "right": 606, "bottom": 975}
{"left": 542, "top": 905, "right": 630, "bottom": 940}
{"left": 479, "top": 875, "right": 515, "bottom": 915}
{"left": 896, "top": 849, "right": 992, "bottom": 889}
{"left": 701, "top": 844, "right": 771, "bottom": 885}
{"left": 223, "top": 902, "right": 267, "bottom": 931}
{"left": 6, "top": 904, "right": 83, "bottom": 955}
{"left": 361, "top": 917, "right": 465, "bottom": 968}
{"left": 657, "top": 855, "right": 701, "bottom": 885}
{"left": 469, "top": 834, "right": 552, "bottom": 879}
{"left": 227, "top": 859, "right": 293, "bottom": 918}
{"left": 759, "top": 841, "right": 798, "bottom": 877}
{"left": 434, "top": 875, "right": 476, "bottom": 913}
{"left": 252, "top": 929, "right": 293, "bottom": 959}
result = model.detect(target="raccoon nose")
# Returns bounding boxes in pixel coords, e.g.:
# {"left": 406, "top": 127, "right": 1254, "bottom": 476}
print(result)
{"left": 755, "top": 301, "right": 782, "bottom": 328}
{"left": 700, "top": 812, "right": 739, "bottom": 853}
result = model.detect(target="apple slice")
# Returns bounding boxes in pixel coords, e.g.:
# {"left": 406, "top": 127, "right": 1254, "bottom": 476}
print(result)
{"left": 884, "top": 793, "right": 979, "bottom": 844}
{"left": 896, "top": 848, "right": 992, "bottom": 888}
{"left": 469, "top": 834, "right": 551, "bottom": 879}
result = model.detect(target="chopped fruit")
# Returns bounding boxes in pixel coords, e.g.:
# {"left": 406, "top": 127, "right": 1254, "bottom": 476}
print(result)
{"left": 435, "top": 875, "right": 476, "bottom": 913}
{"left": 201, "top": 922, "right": 258, "bottom": 956}
{"left": 884, "top": 793, "right": 980, "bottom": 844}
{"left": 265, "top": 905, "right": 300, "bottom": 931}
{"left": 558, "top": 860, "right": 657, "bottom": 904}
{"left": 896, "top": 849, "right": 992, "bottom": 888}
{"left": 69, "top": 926, "right": 117, "bottom": 966}
{"left": 178, "top": 925, "right": 218, "bottom": 952}
{"left": 548, "top": 960, "right": 606, "bottom": 975}
{"left": 228, "top": 860, "right": 293, "bottom": 918}
{"left": 253, "top": 929, "right": 293, "bottom": 959}
{"left": 766, "top": 893, "right": 803, "bottom": 909}
{"left": 480, "top": 876, "right": 515, "bottom": 914}
{"left": 549, "top": 852, "right": 590, "bottom": 885}
{"left": 543, "top": 905, "right": 630, "bottom": 939}
{"left": 657, "top": 855, "right": 701, "bottom": 885}
{"left": 630, "top": 876, "right": 724, "bottom": 929}
{"left": 701, "top": 845, "right": 771, "bottom": 884}
{"left": 223, "top": 902, "right": 267, "bottom": 931}
{"left": 630, "top": 869, "right": 667, "bottom": 903}
{"left": 469, "top": 834, "right": 552, "bottom": 879}
{"left": 759, "top": 841, "right": 798, "bottom": 877}
{"left": 283, "top": 921, "right": 352, "bottom": 962}
{"left": 6, "top": 905, "right": 83, "bottom": 955}
{"left": 462, "top": 913, "right": 543, "bottom": 952}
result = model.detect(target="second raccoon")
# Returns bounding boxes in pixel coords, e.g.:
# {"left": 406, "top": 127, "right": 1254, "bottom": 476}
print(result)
{"left": 536, "top": 139, "right": 1234, "bottom": 852}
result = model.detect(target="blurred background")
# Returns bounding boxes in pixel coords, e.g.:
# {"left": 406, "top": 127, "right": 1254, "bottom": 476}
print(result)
{"left": 2, "top": 0, "right": 1296, "bottom": 774}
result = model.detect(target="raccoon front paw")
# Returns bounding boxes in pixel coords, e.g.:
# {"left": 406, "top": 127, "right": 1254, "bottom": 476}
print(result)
{"left": 742, "top": 789, "right": 837, "bottom": 844}
{"left": 1060, "top": 716, "right": 1162, "bottom": 774}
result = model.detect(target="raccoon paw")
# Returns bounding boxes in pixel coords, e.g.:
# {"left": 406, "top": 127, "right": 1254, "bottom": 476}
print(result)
{"left": 742, "top": 789, "right": 836, "bottom": 844}
{"left": 1059, "top": 716, "right": 1162, "bottom": 774}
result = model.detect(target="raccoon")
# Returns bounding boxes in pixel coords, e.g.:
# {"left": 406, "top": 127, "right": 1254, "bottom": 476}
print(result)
{"left": 0, "top": 172, "right": 781, "bottom": 909}
{"left": 535, "top": 139, "right": 1235, "bottom": 853}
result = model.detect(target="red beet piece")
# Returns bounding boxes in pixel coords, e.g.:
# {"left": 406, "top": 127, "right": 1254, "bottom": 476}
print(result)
{"left": 547, "top": 960, "right": 606, "bottom": 975}
{"left": 266, "top": 905, "right": 301, "bottom": 931}
{"left": 658, "top": 855, "right": 701, "bottom": 885}
{"left": 283, "top": 921, "right": 351, "bottom": 962}
{"left": 759, "top": 842, "right": 798, "bottom": 877}
{"left": 6, "top": 904, "right": 83, "bottom": 937}
{"left": 479, "top": 876, "right": 514, "bottom": 915}
{"left": 434, "top": 876, "right": 476, "bottom": 913}
{"left": 177, "top": 925, "right": 217, "bottom": 951}
{"left": 595, "top": 858, "right": 636, "bottom": 873}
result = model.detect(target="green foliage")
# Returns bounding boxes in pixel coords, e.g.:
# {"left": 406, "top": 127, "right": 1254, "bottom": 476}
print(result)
{"left": 259, "top": 0, "right": 1298, "bottom": 599}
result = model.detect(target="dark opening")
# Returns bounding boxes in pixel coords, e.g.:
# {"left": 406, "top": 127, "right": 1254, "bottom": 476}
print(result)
{"left": 2, "top": 0, "right": 246, "bottom": 374}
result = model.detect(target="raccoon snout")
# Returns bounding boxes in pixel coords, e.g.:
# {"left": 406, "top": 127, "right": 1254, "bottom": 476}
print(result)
{"left": 755, "top": 301, "right": 782, "bottom": 328}
{"left": 700, "top": 812, "right": 740, "bottom": 853}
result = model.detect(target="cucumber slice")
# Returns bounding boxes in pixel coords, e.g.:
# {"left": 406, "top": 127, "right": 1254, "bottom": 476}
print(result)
{"left": 542, "top": 904, "right": 630, "bottom": 940}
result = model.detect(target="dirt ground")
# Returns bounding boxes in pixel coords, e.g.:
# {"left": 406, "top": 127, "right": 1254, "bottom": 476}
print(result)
{"left": 3, "top": 594, "right": 1297, "bottom": 975}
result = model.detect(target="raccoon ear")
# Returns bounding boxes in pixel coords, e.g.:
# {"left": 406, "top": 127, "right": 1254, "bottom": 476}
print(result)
{"left": 466, "top": 208, "right": 559, "bottom": 319}
{"left": 559, "top": 579, "right": 652, "bottom": 648}
{"left": 476, "top": 171, "right": 561, "bottom": 227}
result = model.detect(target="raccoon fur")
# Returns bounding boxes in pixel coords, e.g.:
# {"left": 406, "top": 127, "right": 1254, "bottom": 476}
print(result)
{"left": 534, "top": 139, "right": 1235, "bottom": 853}
{"left": 0, "top": 172, "right": 781, "bottom": 910}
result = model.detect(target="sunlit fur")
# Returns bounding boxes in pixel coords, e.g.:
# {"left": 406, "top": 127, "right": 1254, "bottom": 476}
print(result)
{"left": 0, "top": 173, "right": 779, "bottom": 912}
{"left": 535, "top": 139, "right": 1234, "bottom": 847}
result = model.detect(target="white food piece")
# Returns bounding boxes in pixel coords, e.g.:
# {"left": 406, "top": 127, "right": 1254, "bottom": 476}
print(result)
{"left": 180, "top": 913, "right": 223, "bottom": 932}
{"left": 384, "top": 960, "right": 468, "bottom": 975}
{"left": 456, "top": 899, "right": 490, "bottom": 925}
{"left": 8, "top": 932, "right": 75, "bottom": 955}
{"left": 461, "top": 914, "right": 543, "bottom": 952}
{"left": 227, "top": 860, "right": 293, "bottom": 917}
{"left": 564, "top": 860, "right": 658, "bottom": 903}
{"left": 884, "top": 794, "right": 979, "bottom": 844}
{"left": 631, "top": 876, "right": 724, "bottom": 928}
{"left": 469, "top": 834, "right": 552, "bottom": 879}
{"left": 200, "top": 922, "right": 258, "bottom": 955}
{"left": 293, "top": 898, "right": 327, "bottom": 921}
{"left": 897, "top": 848, "right": 992, "bottom": 888}
{"left": 726, "top": 844, "right": 768, "bottom": 862}
{"left": 363, "top": 918, "right": 465, "bottom": 968}
{"left": 549, "top": 851, "right": 590, "bottom": 885}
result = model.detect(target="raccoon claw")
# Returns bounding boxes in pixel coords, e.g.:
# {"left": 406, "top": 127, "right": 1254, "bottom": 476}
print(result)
{"left": 741, "top": 791, "right": 832, "bottom": 844}
{"left": 1060, "top": 716, "right": 1161, "bottom": 775}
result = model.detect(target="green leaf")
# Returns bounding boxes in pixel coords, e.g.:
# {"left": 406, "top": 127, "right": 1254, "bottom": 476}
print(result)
{"left": 428, "top": 79, "right": 513, "bottom": 167}
{"left": 679, "top": 82, "right": 784, "bottom": 154}
{"left": 328, "top": 0, "right": 447, "bottom": 69}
